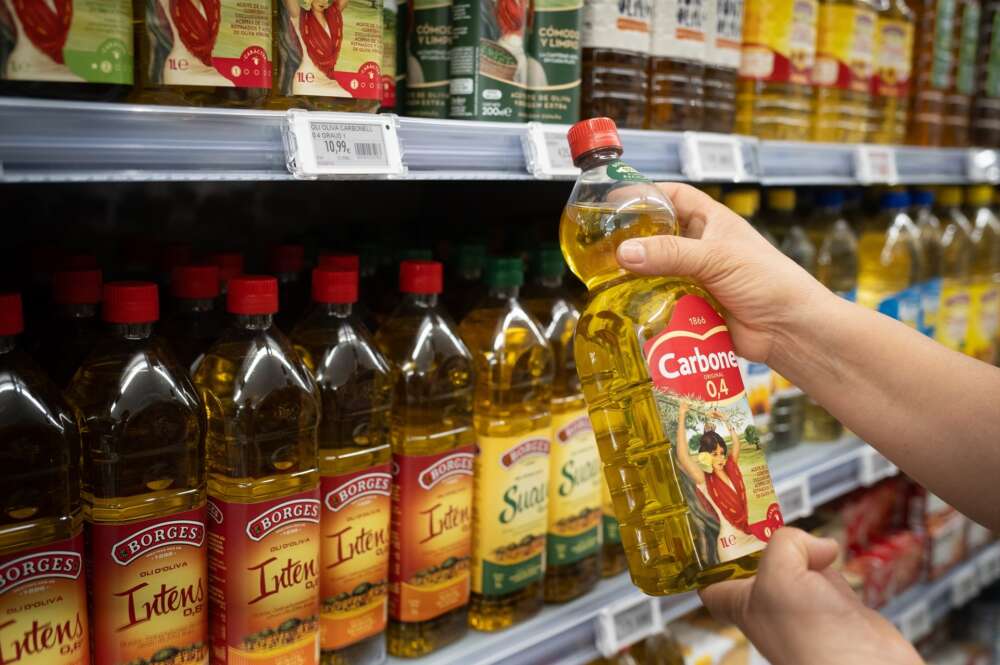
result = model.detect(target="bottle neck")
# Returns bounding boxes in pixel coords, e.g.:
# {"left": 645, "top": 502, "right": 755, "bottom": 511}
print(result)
{"left": 175, "top": 298, "right": 216, "bottom": 314}
{"left": 575, "top": 147, "right": 623, "bottom": 172}
{"left": 489, "top": 285, "right": 519, "bottom": 300}
{"left": 234, "top": 313, "right": 274, "bottom": 330}
{"left": 0, "top": 335, "right": 16, "bottom": 354}
{"left": 55, "top": 303, "right": 98, "bottom": 319}
{"left": 536, "top": 274, "right": 563, "bottom": 289}
{"left": 313, "top": 302, "right": 353, "bottom": 318}
{"left": 108, "top": 322, "right": 154, "bottom": 340}
{"left": 403, "top": 293, "right": 439, "bottom": 308}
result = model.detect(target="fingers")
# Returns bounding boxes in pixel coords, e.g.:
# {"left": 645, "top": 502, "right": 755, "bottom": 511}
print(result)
{"left": 699, "top": 578, "right": 753, "bottom": 626}
{"left": 655, "top": 183, "right": 740, "bottom": 239}
{"left": 617, "top": 234, "right": 719, "bottom": 280}
{"left": 758, "top": 527, "right": 840, "bottom": 579}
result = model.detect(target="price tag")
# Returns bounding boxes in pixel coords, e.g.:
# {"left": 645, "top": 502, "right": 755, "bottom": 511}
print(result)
{"left": 681, "top": 132, "right": 750, "bottom": 182}
{"left": 854, "top": 146, "right": 898, "bottom": 184}
{"left": 775, "top": 477, "right": 812, "bottom": 522}
{"left": 860, "top": 447, "right": 898, "bottom": 486}
{"left": 284, "top": 109, "right": 405, "bottom": 178}
{"left": 522, "top": 122, "right": 579, "bottom": 179}
{"left": 897, "top": 601, "right": 932, "bottom": 643}
{"left": 951, "top": 565, "right": 980, "bottom": 606}
{"left": 595, "top": 596, "right": 661, "bottom": 658}
{"left": 977, "top": 543, "right": 1000, "bottom": 586}
{"left": 967, "top": 149, "right": 1000, "bottom": 183}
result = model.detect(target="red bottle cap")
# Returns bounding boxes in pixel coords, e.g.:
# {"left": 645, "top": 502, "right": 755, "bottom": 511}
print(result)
{"left": 318, "top": 253, "right": 360, "bottom": 272}
{"left": 53, "top": 269, "right": 103, "bottom": 305}
{"left": 400, "top": 260, "right": 443, "bottom": 295}
{"left": 103, "top": 282, "right": 159, "bottom": 324}
{"left": 312, "top": 269, "right": 358, "bottom": 304}
{"left": 228, "top": 275, "right": 279, "bottom": 315}
{"left": 161, "top": 243, "right": 194, "bottom": 272}
{"left": 269, "top": 244, "right": 305, "bottom": 274}
{"left": 210, "top": 252, "right": 245, "bottom": 284}
{"left": 0, "top": 294, "right": 24, "bottom": 336}
{"left": 172, "top": 265, "right": 220, "bottom": 300}
{"left": 567, "top": 117, "right": 622, "bottom": 162}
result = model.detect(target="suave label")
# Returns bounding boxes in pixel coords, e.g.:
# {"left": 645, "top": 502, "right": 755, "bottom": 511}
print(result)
{"left": 739, "top": 0, "right": 817, "bottom": 84}
{"left": 546, "top": 409, "right": 601, "bottom": 567}
{"left": 526, "top": 0, "right": 583, "bottom": 124}
{"left": 644, "top": 295, "right": 783, "bottom": 567}
{"left": 472, "top": 430, "right": 550, "bottom": 595}
{"left": 207, "top": 490, "right": 320, "bottom": 665}
{"left": 872, "top": 15, "right": 913, "bottom": 98}
{"left": 0, "top": 533, "right": 89, "bottom": 665}
{"left": 405, "top": 0, "right": 451, "bottom": 117}
{"left": 390, "top": 448, "right": 473, "bottom": 622}
{"left": 89, "top": 507, "right": 208, "bottom": 665}
{"left": 935, "top": 282, "right": 971, "bottom": 353}
{"left": 320, "top": 465, "right": 391, "bottom": 652}
{"left": 813, "top": 2, "right": 875, "bottom": 92}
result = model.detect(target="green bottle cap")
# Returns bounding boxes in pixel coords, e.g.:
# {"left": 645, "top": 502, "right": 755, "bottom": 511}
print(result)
{"left": 532, "top": 245, "right": 566, "bottom": 279}
{"left": 454, "top": 243, "right": 487, "bottom": 274}
{"left": 485, "top": 256, "right": 524, "bottom": 288}
{"left": 397, "top": 247, "right": 433, "bottom": 261}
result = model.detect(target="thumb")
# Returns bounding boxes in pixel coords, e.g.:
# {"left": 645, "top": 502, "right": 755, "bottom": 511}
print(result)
{"left": 617, "top": 235, "right": 720, "bottom": 282}
{"left": 699, "top": 578, "right": 752, "bottom": 626}
{"left": 759, "top": 527, "right": 841, "bottom": 578}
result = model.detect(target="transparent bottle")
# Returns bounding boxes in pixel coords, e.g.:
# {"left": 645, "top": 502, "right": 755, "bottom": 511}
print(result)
{"left": 192, "top": 275, "right": 321, "bottom": 664}
{"left": 942, "top": 0, "right": 981, "bottom": 146}
{"left": 161, "top": 264, "right": 224, "bottom": 371}
{"left": 374, "top": 260, "right": 473, "bottom": 657}
{"left": 911, "top": 189, "right": 944, "bottom": 338}
{"left": 857, "top": 191, "right": 924, "bottom": 329}
{"left": 0, "top": 293, "right": 91, "bottom": 665}
{"left": 562, "top": 118, "right": 784, "bottom": 595}
{"left": 34, "top": 269, "right": 102, "bottom": 387}
{"left": 725, "top": 189, "right": 775, "bottom": 245}
{"left": 646, "top": 0, "right": 706, "bottom": 130}
{"left": 933, "top": 187, "right": 975, "bottom": 352}
{"left": 702, "top": 0, "right": 745, "bottom": 132}
{"left": 963, "top": 185, "right": 1000, "bottom": 363}
{"left": 66, "top": 282, "right": 208, "bottom": 665}
{"left": 446, "top": 242, "right": 487, "bottom": 323}
{"left": 736, "top": 0, "right": 818, "bottom": 139}
{"left": 319, "top": 253, "right": 379, "bottom": 332}
{"left": 291, "top": 269, "right": 392, "bottom": 665}
{"left": 907, "top": 0, "right": 957, "bottom": 145}
{"left": 270, "top": 243, "right": 308, "bottom": 331}
{"left": 973, "top": 0, "right": 1000, "bottom": 146}
{"left": 523, "top": 247, "right": 602, "bottom": 603}
{"left": 868, "top": 0, "right": 915, "bottom": 144}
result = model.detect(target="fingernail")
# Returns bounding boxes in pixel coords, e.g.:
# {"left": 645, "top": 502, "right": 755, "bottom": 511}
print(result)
{"left": 618, "top": 240, "right": 645, "bottom": 264}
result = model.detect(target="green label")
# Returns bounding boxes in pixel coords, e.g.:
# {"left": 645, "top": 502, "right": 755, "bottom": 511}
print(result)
{"left": 481, "top": 553, "right": 543, "bottom": 595}
{"left": 932, "top": 0, "right": 956, "bottom": 89}
{"left": 526, "top": 0, "right": 582, "bottom": 123}
{"left": 395, "top": 0, "right": 408, "bottom": 104}
{"left": 957, "top": 0, "right": 981, "bottom": 94}
{"left": 606, "top": 160, "right": 651, "bottom": 182}
{"left": 988, "top": 12, "right": 1000, "bottom": 97}
{"left": 547, "top": 525, "right": 599, "bottom": 566}
{"left": 546, "top": 408, "right": 601, "bottom": 567}
{"left": 602, "top": 513, "right": 621, "bottom": 545}
{"left": 405, "top": 0, "right": 451, "bottom": 117}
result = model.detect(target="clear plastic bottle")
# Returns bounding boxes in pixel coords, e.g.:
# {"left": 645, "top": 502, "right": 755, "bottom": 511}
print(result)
{"left": 446, "top": 242, "right": 487, "bottom": 323}
{"left": 562, "top": 118, "right": 784, "bottom": 595}
{"left": 66, "top": 282, "right": 208, "bottom": 665}
{"left": 291, "top": 269, "right": 392, "bottom": 665}
{"left": 34, "top": 268, "right": 102, "bottom": 387}
{"left": 523, "top": 247, "right": 602, "bottom": 603}
{"left": 973, "top": 0, "right": 1000, "bottom": 146}
{"left": 703, "top": 0, "right": 745, "bottom": 132}
{"left": 192, "top": 276, "right": 321, "bottom": 664}
{"left": 319, "top": 253, "right": 378, "bottom": 332}
{"left": 933, "top": 187, "right": 975, "bottom": 352}
{"left": 0, "top": 293, "right": 91, "bottom": 665}
{"left": 646, "top": 0, "right": 706, "bottom": 130}
{"left": 963, "top": 185, "right": 1000, "bottom": 363}
{"left": 269, "top": 243, "right": 308, "bottom": 331}
{"left": 459, "top": 257, "right": 553, "bottom": 627}
{"left": 942, "top": 0, "right": 981, "bottom": 146}
{"left": 374, "top": 260, "right": 473, "bottom": 657}
{"left": 911, "top": 189, "right": 944, "bottom": 338}
{"left": 868, "top": 0, "right": 915, "bottom": 144}
{"left": 161, "top": 264, "right": 224, "bottom": 371}
{"left": 907, "top": 0, "right": 957, "bottom": 145}
{"left": 725, "top": 189, "right": 775, "bottom": 245}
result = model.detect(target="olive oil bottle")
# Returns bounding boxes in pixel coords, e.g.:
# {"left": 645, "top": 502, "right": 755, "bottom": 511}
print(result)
{"left": 66, "top": 282, "right": 208, "bottom": 665}
{"left": 934, "top": 187, "right": 975, "bottom": 353}
{"left": 34, "top": 268, "right": 102, "bottom": 387}
{"left": 375, "top": 260, "right": 474, "bottom": 656}
{"left": 524, "top": 247, "right": 602, "bottom": 603}
{"left": 964, "top": 185, "right": 1000, "bottom": 364}
{"left": 911, "top": 189, "right": 944, "bottom": 338}
{"left": 857, "top": 191, "right": 923, "bottom": 328}
{"left": 291, "top": 269, "right": 392, "bottom": 665}
{"left": 460, "top": 257, "right": 554, "bottom": 627}
{"left": 446, "top": 242, "right": 488, "bottom": 322}
{"left": 192, "top": 275, "right": 322, "bottom": 664}
{"left": 161, "top": 264, "right": 224, "bottom": 371}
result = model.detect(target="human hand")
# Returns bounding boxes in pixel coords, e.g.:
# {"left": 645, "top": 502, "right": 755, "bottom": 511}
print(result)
{"left": 615, "top": 184, "right": 837, "bottom": 364}
{"left": 699, "top": 528, "right": 922, "bottom": 665}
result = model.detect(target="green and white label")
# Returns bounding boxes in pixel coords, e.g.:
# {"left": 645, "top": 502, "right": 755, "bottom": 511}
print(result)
{"left": 405, "top": 0, "right": 451, "bottom": 117}
{"left": 931, "top": 0, "right": 956, "bottom": 90}
{"left": 526, "top": 0, "right": 582, "bottom": 123}
{"left": 956, "top": 0, "right": 981, "bottom": 95}
{"left": 546, "top": 408, "right": 601, "bottom": 567}
{"left": 607, "top": 160, "right": 651, "bottom": 182}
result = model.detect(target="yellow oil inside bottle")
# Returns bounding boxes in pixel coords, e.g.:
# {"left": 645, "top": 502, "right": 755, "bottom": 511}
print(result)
{"left": 599, "top": 476, "right": 627, "bottom": 577}
{"left": 856, "top": 191, "right": 922, "bottom": 327}
{"left": 964, "top": 185, "right": 1000, "bottom": 364}
{"left": 867, "top": 0, "right": 914, "bottom": 144}
{"left": 934, "top": 187, "right": 974, "bottom": 352}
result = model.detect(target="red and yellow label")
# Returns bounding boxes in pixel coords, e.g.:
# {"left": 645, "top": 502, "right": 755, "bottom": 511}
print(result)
{"left": 320, "top": 465, "right": 390, "bottom": 651}
{"left": 390, "top": 448, "right": 473, "bottom": 623}
{"left": 208, "top": 489, "right": 320, "bottom": 665}
{"left": 740, "top": 0, "right": 818, "bottom": 84}
{"left": 872, "top": 16, "right": 914, "bottom": 97}
{"left": 967, "top": 280, "right": 1000, "bottom": 363}
{"left": 813, "top": 3, "right": 876, "bottom": 91}
{"left": 89, "top": 506, "right": 208, "bottom": 665}
{"left": 0, "top": 533, "right": 89, "bottom": 665}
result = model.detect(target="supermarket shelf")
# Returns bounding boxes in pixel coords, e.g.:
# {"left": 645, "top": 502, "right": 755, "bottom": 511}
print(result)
{"left": 386, "top": 436, "right": 890, "bottom": 665}
{"left": 1, "top": 97, "right": 998, "bottom": 183}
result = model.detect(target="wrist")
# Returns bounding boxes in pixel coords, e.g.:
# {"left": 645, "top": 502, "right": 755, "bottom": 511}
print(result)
{"left": 767, "top": 287, "right": 849, "bottom": 386}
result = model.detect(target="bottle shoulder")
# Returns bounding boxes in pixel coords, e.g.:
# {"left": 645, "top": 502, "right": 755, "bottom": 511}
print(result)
{"left": 292, "top": 316, "right": 393, "bottom": 386}
{"left": 375, "top": 308, "right": 473, "bottom": 366}
{"left": 0, "top": 349, "right": 77, "bottom": 429}
{"left": 459, "top": 298, "right": 553, "bottom": 357}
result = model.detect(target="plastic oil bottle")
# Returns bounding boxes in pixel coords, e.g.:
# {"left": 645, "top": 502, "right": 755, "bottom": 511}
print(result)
{"left": 857, "top": 191, "right": 923, "bottom": 329}
{"left": 934, "top": 187, "right": 975, "bottom": 353}
{"left": 703, "top": 0, "right": 745, "bottom": 132}
{"left": 291, "top": 268, "right": 392, "bottom": 665}
{"left": 459, "top": 256, "right": 553, "bottom": 625}
{"left": 972, "top": 0, "right": 1000, "bottom": 146}
{"left": 161, "top": 264, "right": 224, "bottom": 371}
{"left": 374, "top": 260, "right": 474, "bottom": 657}
{"left": 192, "top": 275, "right": 322, "bottom": 664}
{"left": 270, "top": 243, "right": 308, "bottom": 331}
{"left": 964, "top": 185, "right": 1000, "bottom": 364}
{"left": 736, "top": 0, "right": 818, "bottom": 139}
{"left": 523, "top": 247, "right": 602, "bottom": 603}
{"left": 868, "top": 0, "right": 915, "bottom": 144}
{"left": 907, "top": 0, "right": 957, "bottom": 146}
{"left": 911, "top": 189, "right": 944, "bottom": 338}
{"left": 942, "top": 0, "right": 981, "bottom": 146}
{"left": 446, "top": 242, "right": 488, "bottom": 322}
{"left": 580, "top": 0, "right": 653, "bottom": 129}
{"left": 646, "top": 0, "right": 706, "bottom": 130}
{"left": 0, "top": 293, "right": 90, "bottom": 665}
{"left": 562, "top": 118, "right": 784, "bottom": 594}
{"left": 34, "top": 268, "right": 102, "bottom": 387}
{"left": 65, "top": 282, "right": 208, "bottom": 665}
{"left": 319, "top": 253, "right": 379, "bottom": 333}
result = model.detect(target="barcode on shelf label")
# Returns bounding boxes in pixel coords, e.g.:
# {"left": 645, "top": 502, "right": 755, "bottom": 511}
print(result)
{"left": 854, "top": 146, "right": 898, "bottom": 184}
{"left": 284, "top": 110, "right": 405, "bottom": 178}
{"left": 951, "top": 565, "right": 980, "bottom": 606}
{"left": 522, "top": 122, "right": 579, "bottom": 179}
{"left": 595, "top": 597, "right": 661, "bottom": 658}
{"left": 775, "top": 477, "right": 812, "bottom": 522}
{"left": 977, "top": 544, "right": 1000, "bottom": 586}
{"left": 860, "top": 447, "right": 898, "bottom": 486}
{"left": 898, "top": 601, "right": 932, "bottom": 642}
{"left": 681, "top": 132, "right": 750, "bottom": 182}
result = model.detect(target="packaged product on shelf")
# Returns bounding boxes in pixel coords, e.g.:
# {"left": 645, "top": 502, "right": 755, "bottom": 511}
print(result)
{"left": 449, "top": 0, "right": 529, "bottom": 121}
{"left": 857, "top": 191, "right": 923, "bottom": 329}
{"left": 811, "top": 0, "right": 877, "bottom": 142}
{"left": 630, "top": 629, "right": 686, "bottom": 665}
{"left": 524, "top": 247, "right": 601, "bottom": 603}
{"left": 599, "top": 474, "right": 627, "bottom": 576}
{"left": 934, "top": 187, "right": 975, "bottom": 353}
{"left": 736, "top": 0, "right": 817, "bottom": 139}
{"left": 133, "top": 0, "right": 273, "bottom": 106}
{"left": 670, "top": 615, "right": 748, "bottom": 664}
{"left": 868, "top": 0, "right": 914, "bottom": 144}
{"left": 580, "top": 0, "right": 652, "bottom": 129}
{"left": 192, "top": 276, "right": 321, "bottom": 665}
{"left": 563, "top": 118, "right": 784, "bottom": 595}
{"left": 161, "top": 264, "right": 224, "bottom": 371}
{"left": 973, "top": 0, "right": 1000, "bottom": 146}
{"left": 703, "top": 0, "right": 745, "bottom": 133}
{"left": 963, "top": 185, "right": 1000, "bottom": 364}
{"left": 33, "top": 268, "right": 101, "bottom": 387}
{"left": 460, "top": 257, "right": 554, "bottom": 628}
{"left": 907, "top": 0, "right": 957, "bottom": 146}
{"left": 0, "top": 293, "right": 91, "bottom": 665}
{"left": 966, "top": 519, "right": 994, "bottom": 550}
{"left": 383, "top": 0, "right": 399, "bottom": 107}
{"left": 912, "top": 190, "right": 944, "bottom": 338}
{"left": 270, "top": 0, "right": 384, "bottom": 111}
{"left": 270, "top": 243, "right": 307, "bottom": 329}
{"left": 291, "top": 268, "right": 392, "bottom": 665}
{"left": 645, "top": 0, "right": 706, "bottom": 131}
{"left": 526, "top": 0, "right": 582, "bottom": 124}
{"left": 67, "top": 282, "right": 208, "bottom": 665}
{"left": 921, "top": 493, "right": 969, "bottom": 579}
{"left": 942, "top": 0, "right": 981, "bottom": 147}
{"left": 0, "top": 0, "right": 133, "bottom": 100}
{"left": 405, "top": 0, "right": 451, "bottom": 117}
{"left": 374, "top": 260, "right": 474, "bottom": 656}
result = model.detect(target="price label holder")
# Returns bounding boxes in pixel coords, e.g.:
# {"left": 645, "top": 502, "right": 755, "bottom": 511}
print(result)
{"left": 284, "top": 109, "right": 405, "bottom": 179}
{"left": 897, "top": 600, "right": 932, "bottom": 643}
{"left": 951, "top": 565, "right": 981, "bottom": 606}
{"left": 977, "top": 543, "right": 1000, "bottom": 586}
{"left": 522, "top": 122, "right": 579, "bottom": 179}
{"left": 967, "top": 149, "right": 1000, "bottom": 183}
{"left": 860, "top": 446, "right": 897, "bottom": 486}
{"left": 595, "top": 595, "right": 661, "bottom": 658}
{"left": 854, "top": 145, "right": 898, "bottom": 185}
{"left": 680, "top": 132, "right": 754, "bottom": 182}
{"left": 775, "top": 477, "right": 812, "bottom": 522}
